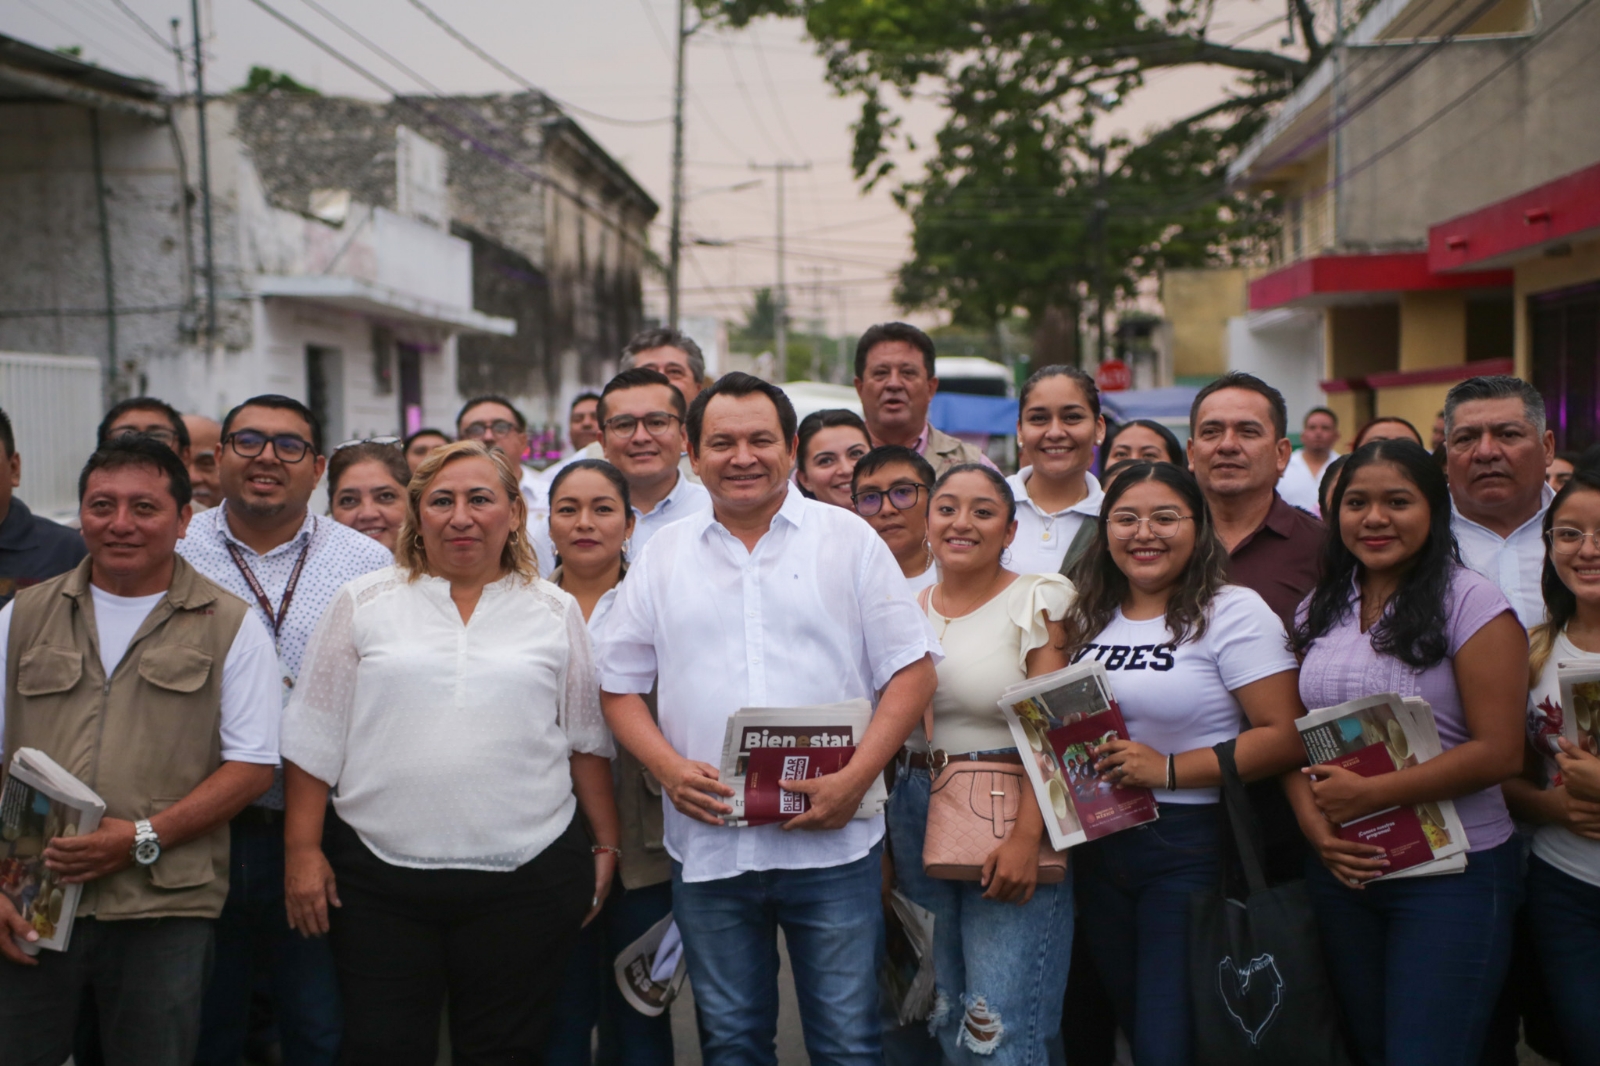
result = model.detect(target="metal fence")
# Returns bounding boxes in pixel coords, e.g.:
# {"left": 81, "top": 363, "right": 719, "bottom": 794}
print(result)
{"left": 0, "top": 352, "right": 103, "bottom": 519}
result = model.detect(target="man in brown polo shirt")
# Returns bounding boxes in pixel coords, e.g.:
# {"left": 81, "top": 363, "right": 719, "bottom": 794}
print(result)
{"left": 1188, "top": 372, "right": 1326, "bottom": 632}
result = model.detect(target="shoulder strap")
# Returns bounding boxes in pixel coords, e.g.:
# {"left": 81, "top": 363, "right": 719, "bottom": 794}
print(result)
{"left": 1214, "top": 739, "right": 1269, "bottom": 896}
{"left": 1059, "top": 518, "right": 1098, "bottom": 577}
{"left": 917, "top": 584, "right": 934, "bottom": 612}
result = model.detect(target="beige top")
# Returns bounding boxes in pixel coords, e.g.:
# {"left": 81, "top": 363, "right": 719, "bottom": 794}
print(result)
{"left": 911, "top": 571, "right": 1075, "bottom": 754}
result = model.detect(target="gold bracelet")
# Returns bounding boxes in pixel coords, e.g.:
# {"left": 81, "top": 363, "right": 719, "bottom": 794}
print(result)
{"left": 591, "top": 844, "right": 623, "bottom": 858}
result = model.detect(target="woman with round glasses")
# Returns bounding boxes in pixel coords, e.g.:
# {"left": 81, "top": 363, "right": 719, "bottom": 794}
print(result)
{"left": 794, "top": 409, "right": 870, "bottom": 509}
{"left": 1289, "top": 439, "right": 1525, "bottom": 1065}
{"left": 328, "top": 441, "right": 411, "bottom": 552}
{"left": 851, "top": 445, "right": 939, "bottom": 594}
{"left": 1007, "top": 366, "right": 1106, "bottom": 576}
{"left": 1066, "top": 461, "right": 1305, "bottom": 1066}
{"left": 1507, "top": 466, "right": 1600, "bottom": 1063}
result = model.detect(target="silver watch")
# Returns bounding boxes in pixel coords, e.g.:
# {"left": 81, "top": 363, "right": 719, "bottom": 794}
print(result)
{"left": 132, "top": 819, "right": 161, "bottom": 866}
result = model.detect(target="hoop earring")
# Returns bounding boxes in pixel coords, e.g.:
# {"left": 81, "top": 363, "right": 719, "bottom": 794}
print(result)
{"left": 508, "top": 528, "right": 521, "bottom": 544}
{"left": 1001, "top": 547, "right": 1013, "bottom": 567}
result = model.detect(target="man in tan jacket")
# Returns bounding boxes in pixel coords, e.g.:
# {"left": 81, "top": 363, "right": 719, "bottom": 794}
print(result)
{"left": 0, "top": 435, "right": 278, "bottom": 1066}
{"left": 852, "top": 322, "right": 995, "bottom": 477}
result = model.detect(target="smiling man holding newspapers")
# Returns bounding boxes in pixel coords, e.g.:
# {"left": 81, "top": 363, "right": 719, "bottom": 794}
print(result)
{"left": 0, "top": 435, "right": 278, "bottom": 1066}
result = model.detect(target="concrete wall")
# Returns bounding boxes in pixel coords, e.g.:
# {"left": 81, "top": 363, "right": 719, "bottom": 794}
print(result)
{"left": 1398, "top": 291, "right": 1466, "bottom": 369}
{"left": 1226, "top": 310, "right": 1326, "bottom": 427}
{"left": 1162, "top": 268, "right": 1247, "bottom": 378}
{"left": 1375, "top": 380, "right": 1449, "bottom": 437}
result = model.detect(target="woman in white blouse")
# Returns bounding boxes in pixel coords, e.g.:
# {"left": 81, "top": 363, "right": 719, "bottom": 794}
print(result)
{"left": 280, "top": 441, "right": 619, "bottom": 1066}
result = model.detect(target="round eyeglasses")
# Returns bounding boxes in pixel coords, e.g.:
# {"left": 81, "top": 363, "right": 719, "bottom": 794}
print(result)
{"left": 1107, "top": 511, "right": 1192, "bottom": 539}
{"left": 852, "top": 483, "right": 927, "bottom": 517}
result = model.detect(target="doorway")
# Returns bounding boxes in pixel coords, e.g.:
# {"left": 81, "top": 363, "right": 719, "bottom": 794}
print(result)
{"left": 305, "top": 345, "right": 344, "bottom": 449}
{"left": 398, "top": 344, "right": 424, "bottom": 436}
{"left": 1530, "top": 283, "right": 1600, "bottom": 451}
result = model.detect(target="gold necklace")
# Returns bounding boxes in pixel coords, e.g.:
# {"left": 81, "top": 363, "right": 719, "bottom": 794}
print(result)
{"left": 933, "top": 572, "right": 1002, "bottom": 639}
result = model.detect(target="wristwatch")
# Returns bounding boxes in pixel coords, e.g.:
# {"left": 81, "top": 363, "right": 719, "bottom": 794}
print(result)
{"left": 132, "top": 820, "right": 162, "bottom": 867}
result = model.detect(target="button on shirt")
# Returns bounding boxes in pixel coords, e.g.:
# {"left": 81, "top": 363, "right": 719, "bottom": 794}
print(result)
{"left": 1004, "top": 469, "right": 1103, "bottom": 576}
{"left": 596, "top": 487, "right": 942, "bottom": 883}
{"left": 1452, "top": 485, "right": 1552, "bottom": 630}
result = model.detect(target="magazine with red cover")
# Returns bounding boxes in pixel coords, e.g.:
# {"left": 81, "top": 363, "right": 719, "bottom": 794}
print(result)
{"left": 1321, "top": 743, "right": 1438, "bottom": 872}
{"left": 1044, "top": 700, "right": 1158, "bottom": 842}
{"left": 742, "top": 746, "right": 857, "bottom": 826}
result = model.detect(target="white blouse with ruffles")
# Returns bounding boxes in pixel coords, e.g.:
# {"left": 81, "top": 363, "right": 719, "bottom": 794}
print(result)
{"left": 911, "top": 572, "right": 1075, "bottom": 755}
{"left": 281, "top": 566, "right": 614, "bottom": 871}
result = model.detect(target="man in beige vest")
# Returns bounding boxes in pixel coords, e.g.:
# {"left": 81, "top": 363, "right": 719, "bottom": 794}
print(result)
{"left": 852, "top": 322, "right": 995, "bottom": 477}
{"left": 0, "top": 436, "right": 279, "bottom": 1066}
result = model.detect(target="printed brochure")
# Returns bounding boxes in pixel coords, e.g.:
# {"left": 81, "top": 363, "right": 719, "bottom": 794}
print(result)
{"left": 1, "top": 748, "right": 107, "bottom": 954}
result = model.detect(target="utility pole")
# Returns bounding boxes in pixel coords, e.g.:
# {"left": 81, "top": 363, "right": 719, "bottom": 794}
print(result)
{"left": 667, "top": 0, "right": 692, "bottom": 329}
{"left": 749, "top": 160, "right": 809, "bottom": 376}
{"left": 191, "top": 0, "right": 217, "bottom": 347}
{"left": 1089, "top": 142, "right": 1109, "bottom": 366}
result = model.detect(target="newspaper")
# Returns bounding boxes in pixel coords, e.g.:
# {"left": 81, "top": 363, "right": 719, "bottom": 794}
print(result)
{"left": 996, "top": 661, "right": 1158, "bottom": 852}
{"left": 1, "top": 748, "right": 107, "bottom": 954}
{"left": 1557, "top": 660, "right": 1600, "bottom": 757}
{"left": 1297, "top": 694, "right": 1467, "bottom": 880}
{"left": 716, "top": 699, "right": 884, "bottom": 827}
{"left": 613, "top": 914, "right": 688, "bottom": 1018}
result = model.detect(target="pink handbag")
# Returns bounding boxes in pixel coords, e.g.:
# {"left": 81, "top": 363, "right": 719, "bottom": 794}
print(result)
{"left": 922, "top": 755, "right": 1067, "bottom": 883}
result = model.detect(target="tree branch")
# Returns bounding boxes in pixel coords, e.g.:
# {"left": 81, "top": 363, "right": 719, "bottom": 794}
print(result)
{"left": 1292, "top": 0, "right": 1324, "bottom": 60}
{"left": 1087, "top": 35, "right": 1309, "bottom": 80}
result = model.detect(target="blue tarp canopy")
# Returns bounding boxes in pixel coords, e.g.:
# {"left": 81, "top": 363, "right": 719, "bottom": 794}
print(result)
{"left": 1100, "top": 385, "right": 1201, "bottom": 424}
{"left": 928, "top": 392, "right": 1018, "bottom": 436}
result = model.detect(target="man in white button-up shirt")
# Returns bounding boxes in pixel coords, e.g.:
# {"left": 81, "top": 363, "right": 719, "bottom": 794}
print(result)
{"left": 597, "top": 372, "right": 939, "bottom": 1065}
{"left": 1444, "top": 375, "right": 1555, "bottom": 630}
{"left": 599, "top": 367, "right": 711, "bottom": 555}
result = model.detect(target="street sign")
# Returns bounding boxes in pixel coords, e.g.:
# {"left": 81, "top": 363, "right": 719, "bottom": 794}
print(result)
{"left": 1096, "top": 358, "right": 1132, "bottom": 392}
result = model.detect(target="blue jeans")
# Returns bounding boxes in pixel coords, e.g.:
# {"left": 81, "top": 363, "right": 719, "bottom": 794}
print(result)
{"left": 671, "top": 845, "right": 885, "bottom": 1066}
{"left": 544, "top": 879, "right": 675, "bottom": 1066}
{"left": 1073, "top": 802, "right": 1219, "bottom": 1066}
{"left": 1305, "top": 837, "right": 1521, "bottom": 1066}
{"left": 886, "top": 767, "right": 1072, "bottom": 1066}
{"left": 194, "top": 816, "right": 343, "bottom": 1066}
{"left": 1527, "top": 855, "right": 1600, "bottom": 1066}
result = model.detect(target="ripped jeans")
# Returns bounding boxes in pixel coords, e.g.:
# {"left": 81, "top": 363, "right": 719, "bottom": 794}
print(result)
{"left": 886, "top": 767, "right": 1073, "bottom": 1066}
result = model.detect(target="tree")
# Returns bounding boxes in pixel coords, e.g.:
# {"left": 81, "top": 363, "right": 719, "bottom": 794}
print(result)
{"left": 235, "top": 66, "right": 320, "bottom": 95}
{"left": 695, "top": 0, "right": 1320, "bottom": 345}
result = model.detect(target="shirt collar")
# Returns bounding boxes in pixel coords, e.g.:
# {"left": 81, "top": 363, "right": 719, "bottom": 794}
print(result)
{"left": 1260, "top": 492, "right": 1305, "bottom": 539}
{"left": 638, "top": 470, "right": 688, "bottom": 518}
{"left": 1013, "top": 468, "right": 1103, "bottom": 519}
{"left": 215, "top": 502, "right": 316, "bottom": 558}
{"left": 867, "top": 422, "right": 932, "bottom": 456}
{"left": 1450, "top": 483, "right": 1553, "bottom": 541}
{"left": 693, "top": 483, "right": 804, "bottom": 541}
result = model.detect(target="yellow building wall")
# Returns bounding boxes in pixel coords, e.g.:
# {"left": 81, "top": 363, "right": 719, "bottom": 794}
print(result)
{"left": 1514, "top": 237, "right": 1600, "bottom": 379}
{"left": 1398, "top": 291, "right": 1468, "bottom": 370}
{"left": 1375, "top": 382, "right": 1452, "bottom": 439}
{"left": 1162, "top": 268, "right": 1248, "bottom": 378}
{"left": 1323, "top": 390, "right": 1366, "bottom": 437}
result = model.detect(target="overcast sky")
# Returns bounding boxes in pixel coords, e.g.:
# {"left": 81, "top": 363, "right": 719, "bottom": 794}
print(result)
{"left": 8, "top": 0, "right": 1291, "bottom": 334}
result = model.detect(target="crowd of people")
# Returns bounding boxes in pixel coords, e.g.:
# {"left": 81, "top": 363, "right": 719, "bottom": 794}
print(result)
{"left": 0, "top": 318, "right": 1593, "bottom": 1066}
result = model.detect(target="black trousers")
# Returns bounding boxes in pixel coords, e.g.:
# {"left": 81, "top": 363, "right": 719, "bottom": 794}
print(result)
{"left": 325, "top": 811, "right": 592, "bottom": 1066}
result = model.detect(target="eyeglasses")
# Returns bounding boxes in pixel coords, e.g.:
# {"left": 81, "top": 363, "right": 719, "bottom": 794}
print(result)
{"left": 603, "top": 412, "right": 682, "bottom": 437}
{"left": 1548, "top": 527, "right": 1600, "bottom": 555}
{"left": 852, "top": 483, "right": 926, "bottom": 517}
{"left": 1108, "top": 510, "right": 1192, "bottom": 539}
{"left": 111, "top": 427, "right": 178, "bottom": 446}
{"left": 333, "top": 436, "right": 402, "bottom": 452}
{"left": 225, "top": 430, "right": 313, "bottom": 463}
{"left": 461, "top": 420, "right": 520, "bottom": 439}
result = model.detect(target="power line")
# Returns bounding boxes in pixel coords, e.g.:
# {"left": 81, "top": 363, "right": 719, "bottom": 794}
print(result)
{"left": 750, "top": 30, "right": 808, "bottom": 160}
{"left": 104, "top": 0, "right": 179, "bottom": 54}
{"left": 400, "top": 0, "right": 670, "bottom": 127}
{"left": 721, "top": 38, "right": 786, "bottom": 157}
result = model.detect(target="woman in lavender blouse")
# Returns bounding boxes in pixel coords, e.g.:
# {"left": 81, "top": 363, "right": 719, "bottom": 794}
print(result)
{"left": 1288, "top": 438, "right": 1527, "bottom": 1066}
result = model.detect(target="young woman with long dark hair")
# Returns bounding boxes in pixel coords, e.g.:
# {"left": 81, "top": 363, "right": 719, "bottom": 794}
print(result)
{"left": 1066, "top": 462, "right": 1305, "bottom": 1066}
{"left": 1289, "top": 438, "right": 1527, "bottom": 1065}
{"left": 794, "top": 408, "right": 871, "bottom": 509}
{"left": 1006, "top": 366, "right": 1106, "bottom": 575}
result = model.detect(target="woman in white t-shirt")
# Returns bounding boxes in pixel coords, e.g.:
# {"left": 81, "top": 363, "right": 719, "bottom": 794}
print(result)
{"left": 1064, "top": 461, "right": 1306, "bottom": 1066}
{"left": 1506, "top": 468, "right": 1600, "bottom": 1064}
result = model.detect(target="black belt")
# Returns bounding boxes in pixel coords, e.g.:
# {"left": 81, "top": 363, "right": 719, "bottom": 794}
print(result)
{"left": 899, "top": 749, "right": 1025, "bottom": 771}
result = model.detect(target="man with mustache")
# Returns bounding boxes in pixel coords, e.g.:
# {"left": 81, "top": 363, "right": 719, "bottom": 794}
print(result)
{"left": 853, "top": 322, "right": 993, "bottom": 478}
{"left": 178, "top": 394, "right": 391, "bottom": 1066}
{"left": 1445, "top": 375, "right": 1554, "bottom": 629}
{"left": 1187, "top": 372, "right": 1324, "bottom": 631}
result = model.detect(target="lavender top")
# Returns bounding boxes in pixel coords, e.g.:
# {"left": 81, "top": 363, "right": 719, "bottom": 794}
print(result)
{"left": 1297, "top": 565, "right": 1518, "bottom": 852}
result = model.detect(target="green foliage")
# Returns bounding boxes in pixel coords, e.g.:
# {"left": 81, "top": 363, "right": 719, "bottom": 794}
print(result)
{"left": 695, "top": 0, "right": 1311, "bottom": 331}
{"left": 55, "top": 45, "right": 84, "bottom": 58}
{"left": 236, "top": 66, "right": 320, "bottom": 95}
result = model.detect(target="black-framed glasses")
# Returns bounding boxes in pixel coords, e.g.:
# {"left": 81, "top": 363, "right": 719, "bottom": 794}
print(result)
{"left": 111, "top": 426, "right": 178, "bottom": 446}
{"left": 461, "top": 420, "right": 520, "bottom": 439}
{"left": 853, "top": 483, "right": 926, "bottom": 517}
{"left": 1548, "top": 527, "right": 1600, "bottom": 555}
{"left": 333, "top": 436, "right": 402, "bottom": 452}
{"left": 603, "top": 412, "right": 682, "bottom": 437}
{"left": 1108, "top": 510, "right": 1192, "bottom": 539}
{"left": 225, "top": 430, "right": 312, "bottom": 463}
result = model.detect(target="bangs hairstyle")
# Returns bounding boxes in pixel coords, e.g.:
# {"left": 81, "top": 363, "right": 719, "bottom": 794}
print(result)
{"left": 1292, "top": 439, "right": 1458, "bottom": 668}
{"left": 932, "top": 462, "right": 1017, "bottom": 525}
{"left": 1063, "top": 461, "right": 1229, "bottom": 653}
{"left": 395, "top": 441, "right": 536, "bottom": 583}
{"left": 78, "top": 435, "right": 193, "bottom": 509}
{"left": 1531, "top": 468, "right": 1600, "bottom": 680}
{"left": 852, "top": 444, "right": 935, "bottom": 494}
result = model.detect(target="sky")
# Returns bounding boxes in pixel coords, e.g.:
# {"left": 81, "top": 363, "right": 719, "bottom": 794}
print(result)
{"left": 6, "top": 0, "right": 1297, "bottom": 335}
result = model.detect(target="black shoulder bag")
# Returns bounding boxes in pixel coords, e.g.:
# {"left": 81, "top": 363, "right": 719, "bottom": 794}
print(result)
{"left": 1188, "top": 739, "right": 1352, "bottom": 1066}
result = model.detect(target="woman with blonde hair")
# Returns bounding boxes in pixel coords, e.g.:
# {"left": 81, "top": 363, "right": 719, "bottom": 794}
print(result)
{"left": 280, "top": 441, "right": 619, "bottom": 1066}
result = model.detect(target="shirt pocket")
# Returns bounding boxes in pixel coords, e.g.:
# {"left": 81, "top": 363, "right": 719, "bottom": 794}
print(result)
{"left": 15, "top": 646, "right": 84, "bottom": 696}
{"left": 145, "top": 796, "right": 218, "bottom": 891}
{"left": 137, "top": 645, "right": 214, "bottom": 694}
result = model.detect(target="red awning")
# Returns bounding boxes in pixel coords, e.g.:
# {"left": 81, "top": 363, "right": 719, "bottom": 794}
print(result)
{"left": 1248, "top": 252, "right": 1511, "bottom": 311}
{"left": 1429, "top": 160, "right": 1600, "bottom": 272}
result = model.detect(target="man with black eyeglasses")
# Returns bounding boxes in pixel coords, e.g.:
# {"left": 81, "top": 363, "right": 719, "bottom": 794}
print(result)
{"left": 599, "top": 368, "right": 710, "bottom": 556}
{"left": 178, "top": 394, "right": 391, "bottom": 1066}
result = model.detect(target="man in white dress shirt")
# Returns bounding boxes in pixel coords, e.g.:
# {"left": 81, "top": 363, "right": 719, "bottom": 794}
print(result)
{"left": 1445, "top": 375, "right": 1554, "bottom": 629}
{"left": 599, "top": 367, "right": 711, "bottom": 555}
{"left": 1277, "top": 406, "right": 1340, "bottom": 515}
{"left": 597, "top": 372, "right": 939, "bottom": 1065}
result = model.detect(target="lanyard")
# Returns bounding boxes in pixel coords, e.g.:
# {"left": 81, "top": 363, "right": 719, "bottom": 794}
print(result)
{"left": 224, "top": 524, "right": 313, "bottom": 649}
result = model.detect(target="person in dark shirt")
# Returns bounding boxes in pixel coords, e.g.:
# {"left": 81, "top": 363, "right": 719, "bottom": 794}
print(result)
{"left": 1187, "top": 372, "right": 1325, "bottom": 631}
{"left": 0, "top": 405, "right": 86, "bottom": 606}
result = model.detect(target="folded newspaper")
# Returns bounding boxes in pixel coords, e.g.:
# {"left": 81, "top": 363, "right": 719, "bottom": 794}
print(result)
{"left": 997, "top": 662, "right": 1158, "bottom": 852}
{"left": 1557, "top": 660, "right": 1600, "bottom": 759}
{"left": 1, "top": 748, "right": 107, "bottom": 954}
{"left": 1298, "top": 694, "right": 1468, "bottom": 880}
{"left": 613, "top": 914, "right": 688, "bottom": 1018}
{"left": 717, "top": 699, "right": 885, "bottom": 827}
